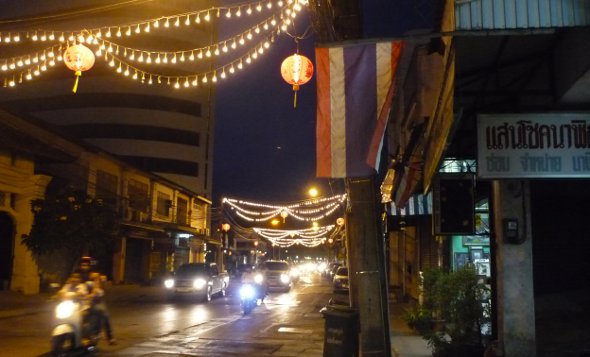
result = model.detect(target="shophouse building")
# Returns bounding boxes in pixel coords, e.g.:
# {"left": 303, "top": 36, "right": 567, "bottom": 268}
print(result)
{"left": 0, "top": 113, "right": 217, "bottom": 293}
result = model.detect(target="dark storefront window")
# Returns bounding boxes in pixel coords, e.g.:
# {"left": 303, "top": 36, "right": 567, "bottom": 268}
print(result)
{"left": 96, "top": 170, "right": 118, "bottom": 208}
{"left": 176, "top": 197, "right": 188, "bottom": 225}
{"left": 128, "top": 179, "right": 149, "bottom": 212}
{"left": 156, "top": 192, "right": 171, "bottom": 217}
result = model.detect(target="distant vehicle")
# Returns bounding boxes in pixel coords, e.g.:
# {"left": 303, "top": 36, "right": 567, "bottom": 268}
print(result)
{"left": 289, "top": 265, "right": 301, "bottom": 283}
{"left": 324, "top": 262, "right": 342, "bottom": 280}
{"left": 332, "top": 266, "right": 349, "bottom": 293}
{"left": 259, "top": 260, "right": 292, "bottom": 292}
{"left": 164, "top": 262, "right": 229, "bottom": 302}
{"left": 235, "top": 264, "right": 254, "bottom": 279}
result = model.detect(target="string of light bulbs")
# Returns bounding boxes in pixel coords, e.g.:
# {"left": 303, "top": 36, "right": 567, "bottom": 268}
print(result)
{"left": 1, "top": 0, "right": 307, "bottom": 89}
{"left": 223, "top": 194, "right": 347, "bottom": 223}
{"left": 96, "top": 32, "right": 278, "bottom": 88}
{"left": 254, "top": 225, "right": 335, "bottom": 247}
{"left": 95, "top": 13, "right": 281, "bottom": 64}
{"left": 0, "top": 0, "right": 298, "bottom": 44}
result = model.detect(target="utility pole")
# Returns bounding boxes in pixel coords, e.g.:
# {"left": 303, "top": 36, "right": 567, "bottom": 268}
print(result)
{"left": 346, "top": 177, "right": 391, "bottom": 356}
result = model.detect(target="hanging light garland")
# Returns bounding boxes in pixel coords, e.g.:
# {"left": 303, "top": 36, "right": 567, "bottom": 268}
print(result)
{"left": 222, "top": 194, "right": 347, "bottom": 223}
{"left": 1, "top": 0, "right": 308, "bottom": 90}
{"left": 254, "top": 225, "right": 335, "bottom": 247}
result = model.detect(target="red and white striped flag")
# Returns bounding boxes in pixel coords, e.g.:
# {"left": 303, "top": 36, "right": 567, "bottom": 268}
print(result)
{"left": 316, "top": 41, "right": 404, "bottom": 178}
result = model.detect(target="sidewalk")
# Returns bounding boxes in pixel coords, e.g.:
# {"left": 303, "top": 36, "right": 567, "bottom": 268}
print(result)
{"left": 388, "top": 297, "right": 432, "bottom": 357}
{"left": 0, "top": 284, "right": 431, "bottom": 357}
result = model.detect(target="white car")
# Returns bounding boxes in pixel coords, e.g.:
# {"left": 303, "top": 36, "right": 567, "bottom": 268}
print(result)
{"left": 260, "top": 260, "right": 292, "bottom": 292}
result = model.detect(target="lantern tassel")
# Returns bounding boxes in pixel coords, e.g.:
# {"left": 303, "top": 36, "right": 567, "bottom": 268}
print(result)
{"left": 293, "top": 84, "right": 299, "bottom": 108}
{"left": 72, "top": 70, "right": 82, "bottom": 93}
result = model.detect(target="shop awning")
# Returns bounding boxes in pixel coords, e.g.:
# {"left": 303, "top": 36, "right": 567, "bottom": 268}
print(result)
{"left": 388, "top": 193, "right": 432, "bottom": 217}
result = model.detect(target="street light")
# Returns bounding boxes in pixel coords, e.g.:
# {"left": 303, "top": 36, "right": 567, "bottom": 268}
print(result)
{"left": 308, "top": 187, "right": 319, "bottom": 197}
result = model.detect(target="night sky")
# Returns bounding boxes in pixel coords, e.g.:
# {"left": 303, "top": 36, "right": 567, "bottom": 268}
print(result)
{"left": 211, "top": 1, "right": 441, "bottom": 206}
{"left": 212, "top": 7, "right": 326, "bottom": 206}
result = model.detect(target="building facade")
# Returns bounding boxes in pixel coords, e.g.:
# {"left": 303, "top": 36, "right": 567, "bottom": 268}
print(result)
{"left": 0, "top": 112, "right": 219, "bottom": 293}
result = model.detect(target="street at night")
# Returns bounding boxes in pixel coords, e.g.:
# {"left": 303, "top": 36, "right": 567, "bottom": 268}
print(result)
{"left": 2, "top": 0, "right": 590, "bottom": 356}
{"left": 0, "top": 272, "right": 330, "bottom": 357}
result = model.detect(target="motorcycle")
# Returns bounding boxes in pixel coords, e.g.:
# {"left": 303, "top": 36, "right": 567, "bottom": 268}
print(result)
{"left": 239, "top": 273, "right": 265, "bottom": 315}
{"left": 50, "top": 291, "right": 101, "bottom": 356}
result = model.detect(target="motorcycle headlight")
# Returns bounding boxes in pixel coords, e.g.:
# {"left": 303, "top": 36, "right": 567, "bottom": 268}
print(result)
{"left": 164, "top": 279, "right": 174, "bottom": 289}
{"left": 193, "top": 278, "right": 207, "bottom": 289}
{"left": 239, "top": 284, "right": 256, "bottom": 300}
{"left": 254, "top": 273, "right": 264, "bottom": 284}
{"left": 55, "top": 300, "right": 76, "bottom": 319}
{"left": 280, "top": 273, "right": 290, "bottom": 284}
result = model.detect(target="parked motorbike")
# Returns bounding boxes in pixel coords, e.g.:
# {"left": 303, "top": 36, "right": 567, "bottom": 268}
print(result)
{"left": 50, "top": 291, "right": 101, "bottom": 356}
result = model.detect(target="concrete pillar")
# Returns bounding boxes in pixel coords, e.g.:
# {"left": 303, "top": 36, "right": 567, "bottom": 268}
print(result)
{"left": 346, "top": 177, "right": 391, "bottom": 356}
{"left": 492, "top": 180, "right": 536, "bottom": 356}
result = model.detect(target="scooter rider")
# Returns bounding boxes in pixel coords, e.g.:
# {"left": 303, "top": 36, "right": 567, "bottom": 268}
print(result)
{"left": 56, "top": 273, "right": 88, "bottom": 299}
{"left": 87, "top": 272, "right": 116, "bottom": 345}
{"left": 241, "top": 266, "right": 267, "bottom": 302}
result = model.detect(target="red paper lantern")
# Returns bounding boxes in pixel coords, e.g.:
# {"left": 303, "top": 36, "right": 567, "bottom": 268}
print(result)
{"left": 281, "top": 53, "right": 313, "bottom": 107}
{"left": 63, "top": 44, "right": 95, "bottom": 93}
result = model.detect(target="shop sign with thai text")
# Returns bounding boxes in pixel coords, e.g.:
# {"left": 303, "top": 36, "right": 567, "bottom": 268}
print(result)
{"left": 477, "top": 113, "right": 590, "bottom": 178}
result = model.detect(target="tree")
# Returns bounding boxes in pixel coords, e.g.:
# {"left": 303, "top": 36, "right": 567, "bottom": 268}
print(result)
{"left": 23, "top": 188, "right": 119, "bottom": 283}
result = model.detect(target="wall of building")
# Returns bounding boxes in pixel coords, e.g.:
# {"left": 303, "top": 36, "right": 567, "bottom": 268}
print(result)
{"left": 0, "top": 150, "right": 52, "bottom": 294}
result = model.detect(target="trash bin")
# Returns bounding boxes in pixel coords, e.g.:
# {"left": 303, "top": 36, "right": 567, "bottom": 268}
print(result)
{"left": 321, "top": 303, "right": 359, "bottom": 357}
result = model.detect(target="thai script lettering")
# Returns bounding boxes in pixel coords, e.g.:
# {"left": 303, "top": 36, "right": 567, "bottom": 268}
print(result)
{"left": 485, "top": 120, "right": 590, "bottom": 150}
{"left": 519, "top": 153, "right": 561, "bottom": 172}
{"left": 486, "top": 154, "right": 510, "bottom": 172}
{"left": 326, "top": 327, "right": 344, "bottom": 345}
{"left": 572, "top": 152, "right": 590, "bottom": 172}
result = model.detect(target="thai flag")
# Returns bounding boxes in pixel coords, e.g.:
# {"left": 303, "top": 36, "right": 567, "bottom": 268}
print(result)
{"left": 316, "top": 41, "right": 404, "bottom": 178}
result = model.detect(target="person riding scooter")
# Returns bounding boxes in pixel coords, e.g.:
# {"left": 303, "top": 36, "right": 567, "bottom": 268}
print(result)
{"left": 240, "top": 265, "right": 267, "bottom": 302}
{"left": 87, "top": 272, "right": 116, "bottom": 345}
{"left": 51, "top": 272, "right": 101, "bottom": 354}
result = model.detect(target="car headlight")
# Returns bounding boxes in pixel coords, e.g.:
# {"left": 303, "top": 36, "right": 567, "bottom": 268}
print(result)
{"left": 164, "top": 279, "right": 175, "bottom": 289}
{"left": 280, "top": 273, "right": 290, "bottom": 284}
{"left": 55, "top": 300, "right": 76, "bottom": 319}
{"left": 193, "top": 278, "right": 207, "bottom": 289}
{"left": 254, "top": 273, "right": 264, "bottom": 284}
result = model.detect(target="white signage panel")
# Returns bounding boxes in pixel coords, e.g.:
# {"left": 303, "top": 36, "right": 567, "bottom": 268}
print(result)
{"left": 477, "top": 113, "right": 590, "bottom": 178}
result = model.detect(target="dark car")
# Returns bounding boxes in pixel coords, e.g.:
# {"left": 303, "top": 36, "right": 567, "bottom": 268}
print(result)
{"left": 164, "top": 262, "right": 229, "bottom": 302}
{"left": 332, "top": 266, "right": 349, "bottom": 293}
{"left": 324, "top": 262, "right": 342, "bottom": 280}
